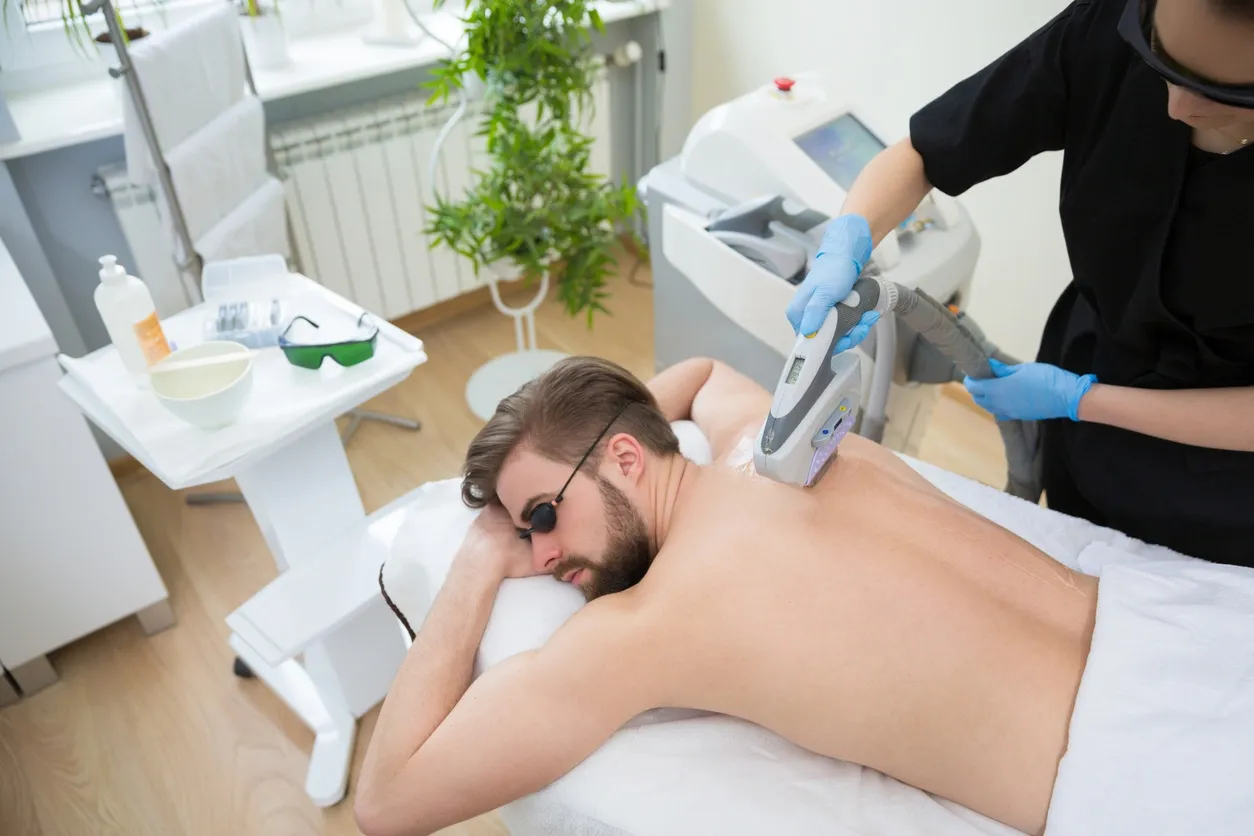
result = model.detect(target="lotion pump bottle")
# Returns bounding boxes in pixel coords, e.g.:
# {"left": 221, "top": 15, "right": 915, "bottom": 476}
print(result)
{"left": 93, "top": 255, "right": 170, "bottom": 375}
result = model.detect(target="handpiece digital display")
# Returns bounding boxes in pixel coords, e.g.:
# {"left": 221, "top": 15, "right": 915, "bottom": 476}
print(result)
{"left": 786, "top": 356, "right": 805, "bottom": 384}
{"left": 793, "top": 114, "right": 887, "bottom": 192}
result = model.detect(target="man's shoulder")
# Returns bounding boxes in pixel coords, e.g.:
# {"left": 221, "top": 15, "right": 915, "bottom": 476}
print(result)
{"left": 569, "top": 585, "right": 667, "bottom": 642}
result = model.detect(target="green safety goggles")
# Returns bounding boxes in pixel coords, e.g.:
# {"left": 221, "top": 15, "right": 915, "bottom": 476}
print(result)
{"left": 278, "top": 312, "right": 379, "bottom": 369}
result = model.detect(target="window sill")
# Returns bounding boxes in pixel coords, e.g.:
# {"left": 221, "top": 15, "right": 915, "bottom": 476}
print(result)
{"left": 0, "top": 0, "right": 663, "bottom": 162}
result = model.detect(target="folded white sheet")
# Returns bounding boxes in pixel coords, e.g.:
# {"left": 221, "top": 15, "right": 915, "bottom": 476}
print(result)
{"left": 162, "top": 95, "right": 269, "bottom": 246}
{"left": 1044, "top": 545, "right": 1254, "bottom": 836}
{"left": 382, "top": 425, "right": 1254, "bottom": 836}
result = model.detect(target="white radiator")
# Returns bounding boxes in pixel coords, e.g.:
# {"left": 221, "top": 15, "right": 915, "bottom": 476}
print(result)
{"left": 98, "top": 72, "right": 613, "bottom": 321}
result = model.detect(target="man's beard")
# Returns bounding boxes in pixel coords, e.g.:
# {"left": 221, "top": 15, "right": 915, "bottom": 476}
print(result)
{"left": 552, "top": 476, "right": 653, "bottom": 601}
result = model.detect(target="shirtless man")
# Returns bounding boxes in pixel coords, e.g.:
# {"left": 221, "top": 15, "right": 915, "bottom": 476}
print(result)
{"left": 356, "top": 355, "right": 1098, "bottom": 836}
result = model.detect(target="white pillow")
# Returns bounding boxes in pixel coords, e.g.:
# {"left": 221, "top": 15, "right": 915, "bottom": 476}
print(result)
{"left": 381, "top": 420, "right": 715, "bottom": 679}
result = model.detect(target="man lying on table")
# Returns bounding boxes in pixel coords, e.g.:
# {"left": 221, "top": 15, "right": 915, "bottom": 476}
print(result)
{"left": 356, "top": 356, "right": 1097, "bottom": 836}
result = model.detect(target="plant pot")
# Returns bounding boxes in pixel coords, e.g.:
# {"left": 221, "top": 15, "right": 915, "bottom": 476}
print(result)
{"left": 362, "top": 0, "right": 423, "bottom": 46}
{"left": 94, "top": 27, "right": 149, "bottom": 44}
{"left": 239, "top": 14, "right": 291, "bottom": 71}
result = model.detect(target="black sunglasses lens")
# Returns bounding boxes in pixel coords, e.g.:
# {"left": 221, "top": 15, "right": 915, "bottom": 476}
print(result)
{"left": 517, "top": 502, "right": 558, "bottom": 541}
{"left": 530, "top": 503, "right": 557, "bottom": 533}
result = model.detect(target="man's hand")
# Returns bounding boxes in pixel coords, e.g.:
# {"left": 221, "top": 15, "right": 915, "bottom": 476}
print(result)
{"left": 462, "top": 504, "right": 537, "bottom": 579}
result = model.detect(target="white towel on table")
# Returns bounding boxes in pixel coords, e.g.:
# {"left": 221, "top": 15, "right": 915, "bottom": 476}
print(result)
{"left": 123, "top": 2, "right": 246, "bottom": 187}
{"left": 1044, "top": 544, "right": 1254, "bottom": 836}
{"left": 160, "top": 95, "right": 268, "bottom": 244}
{"left": 194, "top": 176, "right": 290, "bottom": 264}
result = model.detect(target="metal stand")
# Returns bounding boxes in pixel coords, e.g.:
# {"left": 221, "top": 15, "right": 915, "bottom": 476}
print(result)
{"left": 465, "top": 263, "right": 568, "bottom": 421}
{"left": 341, "top": 408, "right": 422, "bottom": 444}
{"left": 82, "top": 0, "right": 204, "bottom": 304}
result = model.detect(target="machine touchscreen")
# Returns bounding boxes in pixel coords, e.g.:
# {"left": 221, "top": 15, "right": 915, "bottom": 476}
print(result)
{"left": 793, "top": 114, "right": 886, "bottom": 192}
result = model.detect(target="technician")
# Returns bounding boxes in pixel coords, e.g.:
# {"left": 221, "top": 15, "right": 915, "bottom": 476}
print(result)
{"left": 786, "top": 0, "right": 1254, "bottom": 566}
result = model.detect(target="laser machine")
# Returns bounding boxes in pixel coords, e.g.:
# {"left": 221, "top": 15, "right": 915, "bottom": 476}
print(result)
{"left": 643, "top": 72, "right": 982, "bottom": 462}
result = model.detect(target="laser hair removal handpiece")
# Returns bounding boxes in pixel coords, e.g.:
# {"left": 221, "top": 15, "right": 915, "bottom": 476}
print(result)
{"left": 754, "top": 277, "right": 895, "bottom": 487}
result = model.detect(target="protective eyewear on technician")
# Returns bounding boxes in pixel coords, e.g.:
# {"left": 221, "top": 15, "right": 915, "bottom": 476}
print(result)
{"left": 1118, "top": 0, "right": 1254, "bottom": 109}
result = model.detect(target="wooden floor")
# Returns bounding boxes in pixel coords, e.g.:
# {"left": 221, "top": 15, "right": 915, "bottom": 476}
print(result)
{"left": 0, "top": 253, "right": 1005, "bottom": 836}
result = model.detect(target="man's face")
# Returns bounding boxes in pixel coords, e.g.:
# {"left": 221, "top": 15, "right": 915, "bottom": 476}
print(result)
{"left": 496, "top": 446, "right": 653, "bottom": 601}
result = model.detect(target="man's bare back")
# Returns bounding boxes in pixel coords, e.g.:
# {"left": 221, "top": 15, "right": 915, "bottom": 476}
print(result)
{"left": 629, "top": 427, "right": 1096, "bottom": 835}
{"left": 356, "top": 357, "right": 1097, "bottom": 836}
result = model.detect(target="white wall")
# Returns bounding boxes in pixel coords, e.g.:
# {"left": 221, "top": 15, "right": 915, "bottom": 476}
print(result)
{"left": 689, "top": 0, "right": 1072, "bottom": 362}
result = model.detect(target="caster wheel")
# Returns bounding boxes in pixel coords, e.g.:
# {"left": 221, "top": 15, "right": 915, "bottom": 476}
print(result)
{"left": 233, "top": 657, "right": 255, "bottom": 678}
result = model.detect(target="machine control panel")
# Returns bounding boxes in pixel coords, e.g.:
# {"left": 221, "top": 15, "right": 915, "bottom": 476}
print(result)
{"left": 792, "top": 113, "right": 886, "bottom": 193}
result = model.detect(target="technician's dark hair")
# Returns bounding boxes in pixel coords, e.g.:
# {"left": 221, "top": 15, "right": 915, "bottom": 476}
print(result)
{"left": 461, "top": 356, "right": 681, "bottom": 509}
{"left": 1213, "top": 0, "right": 1254, "bottom": 20}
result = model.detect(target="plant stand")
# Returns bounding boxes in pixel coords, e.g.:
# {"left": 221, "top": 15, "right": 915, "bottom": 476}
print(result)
{"left": 465, "top": 265, "right": 567, "bottom": 421}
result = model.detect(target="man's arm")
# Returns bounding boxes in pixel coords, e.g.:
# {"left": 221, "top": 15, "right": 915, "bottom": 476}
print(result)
{"left": 648, "top": 357, "right": 772, "bottom": 461}
{"left": 356, "top": 512, "right": 656, "bottom": 836}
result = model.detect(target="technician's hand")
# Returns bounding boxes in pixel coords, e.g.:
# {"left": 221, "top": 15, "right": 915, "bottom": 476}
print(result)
{"left": 786, "top": 214, "right": 875, "bottom": 344}
{"left": 460, "top": 504, "right": 537, "bottom": 580}
{"left": 963, "top": 359, "right": 1097, "bottom": 422}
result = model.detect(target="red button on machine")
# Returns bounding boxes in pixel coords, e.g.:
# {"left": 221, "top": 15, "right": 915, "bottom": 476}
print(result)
{"left": 774, "top": 77, "right": 795, "bottom": 93}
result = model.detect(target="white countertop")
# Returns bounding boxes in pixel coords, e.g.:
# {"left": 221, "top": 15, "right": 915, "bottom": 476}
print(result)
{"left": 0, "top": 236, "right": 58, "bottom": 373}
{"left": 0, "top": 0, "right": 662, "bottom": 162}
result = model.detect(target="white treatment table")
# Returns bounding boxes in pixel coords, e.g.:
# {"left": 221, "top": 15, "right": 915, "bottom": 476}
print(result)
{"left": 239, "top": 422, "right": 1254, "bottom": 834}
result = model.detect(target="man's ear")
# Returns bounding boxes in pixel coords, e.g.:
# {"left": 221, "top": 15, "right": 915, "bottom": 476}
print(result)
{"left": 604, "top": 432, "right": 646, "bottom": 483}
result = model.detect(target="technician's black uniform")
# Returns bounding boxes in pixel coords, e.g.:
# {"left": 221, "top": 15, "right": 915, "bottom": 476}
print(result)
{"left": 909, "top": 0, "right": 1254, "bottom": 566}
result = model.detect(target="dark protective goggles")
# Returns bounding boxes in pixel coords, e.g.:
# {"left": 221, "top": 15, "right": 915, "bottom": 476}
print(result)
{"left": 1118, "top": 0, "right": 1254, "bottom": 109}
{"left": 278, "top": 312, "right": 379, "bottom": 369}
{"left": 517, "top": 403, "right": 629, "bottom": 540}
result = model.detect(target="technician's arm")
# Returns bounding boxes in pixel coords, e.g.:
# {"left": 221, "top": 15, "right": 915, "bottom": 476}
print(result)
{"left": 786, "top": 138, "right": 935, "bottom": 339}
{"left": 1079, "top": 384, "right": 1254, "bottom": 453}
{"left": 355, "top": 523, "right": 652, "bottom": 836}
{"left": 842, "top": 138, "right": 935, "bottom": 246}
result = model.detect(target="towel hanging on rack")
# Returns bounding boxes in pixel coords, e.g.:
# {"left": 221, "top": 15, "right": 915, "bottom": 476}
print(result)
{"left": 159, "top": 95, "right": 269, "bottom": 244}
{"left": 122, "top": 2, "right": 247, "bottom": 188}
{"left": 195, "top": 177, "right": 291, "bottom": 265}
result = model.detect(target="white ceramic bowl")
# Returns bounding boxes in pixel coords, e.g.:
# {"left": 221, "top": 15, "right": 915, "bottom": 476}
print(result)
{"left": 151, "top": 341, "right": 254, "bottom": 430}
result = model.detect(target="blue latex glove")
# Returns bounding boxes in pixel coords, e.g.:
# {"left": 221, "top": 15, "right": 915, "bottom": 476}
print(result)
{"left": 964, "top": 359, "right": 1097, "bottom": 422}
{"left": 834, "top": 310, "right": 881, "bottom": 354}
{"left": 786, "top": 214, "right": 874, "bottom": 341}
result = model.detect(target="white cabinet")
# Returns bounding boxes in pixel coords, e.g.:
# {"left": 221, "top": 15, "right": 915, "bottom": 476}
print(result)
{"left": 0, "top": 237, "right": 171, "bottom": 700}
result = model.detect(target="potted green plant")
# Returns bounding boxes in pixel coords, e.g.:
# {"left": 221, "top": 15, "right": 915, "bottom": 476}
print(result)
{"left": 0, "top": 0, "right": 144, "bottom": 52}
{"left": 423, "top": 0, "right": 642, "bottom": 326}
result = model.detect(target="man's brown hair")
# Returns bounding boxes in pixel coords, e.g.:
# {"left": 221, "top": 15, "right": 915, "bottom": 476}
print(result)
{"left": 461, "top": 356, "right": 681, "bottom": 508}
